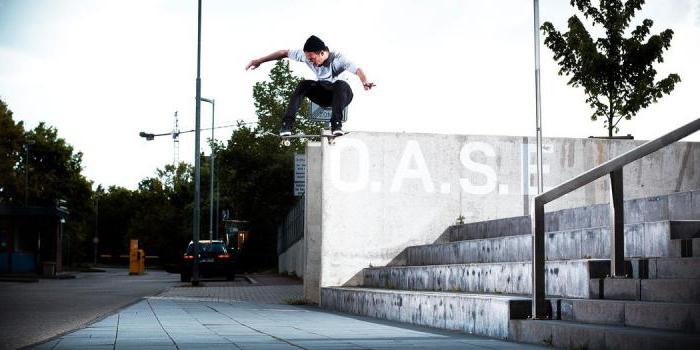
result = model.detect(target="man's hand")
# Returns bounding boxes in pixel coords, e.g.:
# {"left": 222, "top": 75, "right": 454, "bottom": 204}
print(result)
{"left": 245, "top": 59, "right": 260, "bottom": 71}
{"left": 363, "top": 82, "right": 376, "bottom": 91}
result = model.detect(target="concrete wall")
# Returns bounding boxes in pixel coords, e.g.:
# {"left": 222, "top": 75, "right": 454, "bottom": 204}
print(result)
{"left": 303, "top": 143, "right": 323, "bottom": 302}
{"left": 278, "top": 239, "right": 304, "bottom": 278}
{"left": 316, "top": 132, "right": 700, "bottom": 289}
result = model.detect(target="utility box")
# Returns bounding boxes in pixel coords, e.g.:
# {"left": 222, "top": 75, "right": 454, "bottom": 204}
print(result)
{"left": 129, "top": 239, "right": 142, "bottom": 275}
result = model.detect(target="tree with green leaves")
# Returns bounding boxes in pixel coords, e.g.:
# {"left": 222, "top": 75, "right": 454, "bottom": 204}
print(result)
{"left": 214, "top": 60, "right": 317, "bottom": 271}
{"left": 253, "top": 60, "right": 322, "bottom": 136}
{"left": 0, "top": 98, "right": 94, "bottom": 264}
{"left": 541, "top": 0, "right": 681, "bottom": 137}
{"left": 0, "top": 99, "right": 25, "bottom": 204}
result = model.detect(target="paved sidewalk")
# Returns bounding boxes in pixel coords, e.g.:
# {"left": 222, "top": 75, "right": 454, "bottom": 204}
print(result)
{"left": 1, "top": 268, "right": 178, "bottom": 350}
{"left": 157, "top": 277, "right": 303, "bottom": 305}
{"left": 33, "top": 277, "right": 547, "bottom": 350}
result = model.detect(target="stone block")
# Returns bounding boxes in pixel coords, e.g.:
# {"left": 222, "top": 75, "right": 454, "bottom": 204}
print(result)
{"left": 643, "top": 196, "right": 670, "bottom": 223}
{"left": 643, "top": 221, "right": 679, "bottom": 258}
{"left": 692, "top": 190, "right": 700, "bottom": 218}
{"left": 321, "top": 287, "right": 528, "bottom": 339}
{"left": 624, "top": 301, "right": 700, "bottom": 333}
{"left": 507, "top": 320, "right": 553, "bottom": 346}
{"left": 580, "top": 227, "right": 609, "bottom": 259}
{"left": 625, "top": 198, "right": 646, "bottom": 225}
{"left": 550, "top": 321, "right": 607, "bottom": 350}
{"left": 641, "top": 279, "right": 700, "bottom": 303}
{"left": 669, "top": 191, "right": 694, "bottom": 220}
{"left": 545, "top": 230, "right": 581, "bottom": 261}
{"left": 590, "top": 204, "right": 609, "bottom": 228}
{"left": 604, "top": 327, "right": 700, "bottom": 350}
{"left": 570, "top": 299, "right": 625, "bottom": 326}
{"left": 602, "top": 278, "right": 640, "bottom": 300}
{"left": 364, "top": 259, "right": 607, "bottom": 298}
{"left": 652, "top": 257, "right": 700, "bottom": 279}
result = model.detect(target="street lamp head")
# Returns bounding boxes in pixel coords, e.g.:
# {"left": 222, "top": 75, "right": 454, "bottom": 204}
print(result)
{"left": 139, "top": 132, "right": 155, "bottom": 141}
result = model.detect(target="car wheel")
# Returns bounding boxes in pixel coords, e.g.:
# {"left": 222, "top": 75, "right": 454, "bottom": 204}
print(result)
{"left": 180, "top": 273, "right": 191, "bottom": 282}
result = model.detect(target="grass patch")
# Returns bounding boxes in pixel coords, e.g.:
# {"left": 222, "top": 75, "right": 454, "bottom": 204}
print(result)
{"left": 283, "top": 297, "right": 315, "bottom": 305}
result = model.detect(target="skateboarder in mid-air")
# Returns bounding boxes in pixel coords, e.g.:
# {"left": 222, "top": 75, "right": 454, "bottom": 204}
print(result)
{"left": 246, "top": 35, "right": 374, "bottom": 136}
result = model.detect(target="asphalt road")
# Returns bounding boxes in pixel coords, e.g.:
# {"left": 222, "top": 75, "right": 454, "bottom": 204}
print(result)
{"left": 0, "top": 267, "right": 179, "bottom": 350}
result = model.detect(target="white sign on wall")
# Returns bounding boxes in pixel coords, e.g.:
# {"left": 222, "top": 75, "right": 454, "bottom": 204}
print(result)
{"left": 294, "top": 154, "right": 306, "bottom": 196}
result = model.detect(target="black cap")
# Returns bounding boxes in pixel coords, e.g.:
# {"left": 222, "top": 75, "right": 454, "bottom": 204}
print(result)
{"left": 303, "top": 35, "right": 327, "bottom": 52}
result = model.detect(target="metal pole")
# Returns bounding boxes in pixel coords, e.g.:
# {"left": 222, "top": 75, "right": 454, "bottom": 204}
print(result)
{"left": 609, "top": 168, "right": 625, "bottom": 277}
{"left": 94, "top": 195, "right": 98, "bottom": 266}
{"left": 192, "top": 0, "right": 202, "bottom": 286}
{"left": 24, "top": 141, "right": 34, "bottom": 206}
{"left": 534, "top": 0, "right": 544, "bottom": 194}
{"left": 531, "top": 198, "right": 547, "bottom": 319}
{"left": 25, "top": 144, "right": 29, "bottom": 206}
{"left": 531, "top": 0, "right": 547, "bottom": 320}
{"left": 209, "top": 100, "right": 215, "bottom": 241}
{"left": 215, "top": 177, "right": 219, "bottom": 240}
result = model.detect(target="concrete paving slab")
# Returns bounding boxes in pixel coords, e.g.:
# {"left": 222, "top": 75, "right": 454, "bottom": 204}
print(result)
{"left": 114, "top": 346, "right": 177, "bottom": 350}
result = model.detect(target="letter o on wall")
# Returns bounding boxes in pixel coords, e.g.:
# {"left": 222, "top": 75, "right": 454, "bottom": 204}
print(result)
{"left": 328, "top": 138, "right": 370, "bottom": 192}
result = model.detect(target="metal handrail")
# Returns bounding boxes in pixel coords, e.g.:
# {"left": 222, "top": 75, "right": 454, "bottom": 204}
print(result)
{"left": 531, "top": 117, "right": 700, "bottom": 319}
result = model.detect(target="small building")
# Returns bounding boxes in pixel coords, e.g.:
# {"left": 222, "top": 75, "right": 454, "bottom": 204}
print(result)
{"left": 0, "top": 206, "right": 69, "bottom": 275}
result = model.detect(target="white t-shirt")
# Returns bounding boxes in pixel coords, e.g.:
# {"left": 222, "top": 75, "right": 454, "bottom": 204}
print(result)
{"left": 288, "top": 49, "right": 358, "bottom": 83}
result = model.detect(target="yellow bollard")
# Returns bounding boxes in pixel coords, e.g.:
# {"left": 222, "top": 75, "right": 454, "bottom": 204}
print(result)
{"left": 129, "top": 239, "right": 139, "bottom": 275}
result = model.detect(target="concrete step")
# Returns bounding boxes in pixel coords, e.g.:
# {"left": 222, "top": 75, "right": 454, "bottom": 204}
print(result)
{"left": 590, "top": 277, "right": 700, "bottom": 303}
{"left": 364, "top": 259, "right": 609, "bottom": 299}
{"left": 558, "top": 298, "right": 700, "bottom": 333}
{"left": 630, "top": 257, "right": 700, "bottom": 279}
{"left": 405, "top": 221, "right": 699, "bottom": 266}
{"left": 440, "top": 190, "right": 700, "bottom": 243}
{"left": 320, "top": 287, "right": 530, "bottom": 339}
{"left": 509, "top": 319, "right": 700, "bottom": 350}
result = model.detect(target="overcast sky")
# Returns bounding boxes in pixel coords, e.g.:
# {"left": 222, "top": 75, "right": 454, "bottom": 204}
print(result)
{"left": 1, "top": 0, "right": 698, "bottom": 190}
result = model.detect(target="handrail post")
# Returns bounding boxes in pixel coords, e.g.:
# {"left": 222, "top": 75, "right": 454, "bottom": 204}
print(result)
{"left": 609, "top": 168, "right": 626, "bottom": 277}
{"left": 531, "top": 197, "right": 548, "bottom": 318}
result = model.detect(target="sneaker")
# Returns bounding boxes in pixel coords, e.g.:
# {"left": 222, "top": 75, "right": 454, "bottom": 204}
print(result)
{"left": 331, "top": 128, "right": 344, "bottom": 136}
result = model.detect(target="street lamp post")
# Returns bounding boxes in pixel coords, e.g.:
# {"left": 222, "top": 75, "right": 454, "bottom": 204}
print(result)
{"left": 533, "top": 0, "right": 544, "bottom": 194}
{"left": 200, "top": 97, "right": 215, "bottom": 241}
{"left": 192, "top": 0, "right": 203, "bottom": 286}
{"left": 532, "top": 0, "right": 546, "bottom": 320}
{"left": 94, "top": 194, "right": 99, "bottom": 266}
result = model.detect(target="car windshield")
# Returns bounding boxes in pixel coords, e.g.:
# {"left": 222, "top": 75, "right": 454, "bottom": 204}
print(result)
{"left": 186, "top": 243, "right": 227, "bottom": 254}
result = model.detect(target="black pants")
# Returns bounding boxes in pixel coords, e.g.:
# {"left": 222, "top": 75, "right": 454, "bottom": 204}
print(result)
{"left": 283, "top": 80, "right": 354, "bottom": 129}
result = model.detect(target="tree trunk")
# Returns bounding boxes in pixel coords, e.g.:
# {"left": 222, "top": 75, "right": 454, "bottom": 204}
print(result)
{"left": 608, "top": 100, "right": 614, "bottom": 138}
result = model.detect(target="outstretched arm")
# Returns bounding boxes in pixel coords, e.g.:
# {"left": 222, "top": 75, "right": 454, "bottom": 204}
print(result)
{"left": 245, "top": 50, "right": 289, "bottom": 70}
{"left": 355, "top": 68, "right": 375, "bottom": 90}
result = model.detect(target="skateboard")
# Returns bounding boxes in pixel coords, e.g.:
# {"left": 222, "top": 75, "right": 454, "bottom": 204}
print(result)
{"left": 279, "top": 132, "right": 351, "bottom": 146}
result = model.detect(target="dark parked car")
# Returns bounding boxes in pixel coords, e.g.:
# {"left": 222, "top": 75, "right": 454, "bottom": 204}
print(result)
{"left": 180, "top": 240, "right": 236, "bottom": 282}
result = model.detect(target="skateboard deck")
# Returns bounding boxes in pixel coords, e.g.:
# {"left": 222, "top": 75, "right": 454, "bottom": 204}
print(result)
{"left": 279, "top": 132, "right": 350, "bottom": 146}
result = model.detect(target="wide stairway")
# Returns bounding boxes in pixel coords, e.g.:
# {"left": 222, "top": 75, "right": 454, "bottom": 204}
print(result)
{"left": 321, "top": 190, "right": 700, "bottom": 349}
